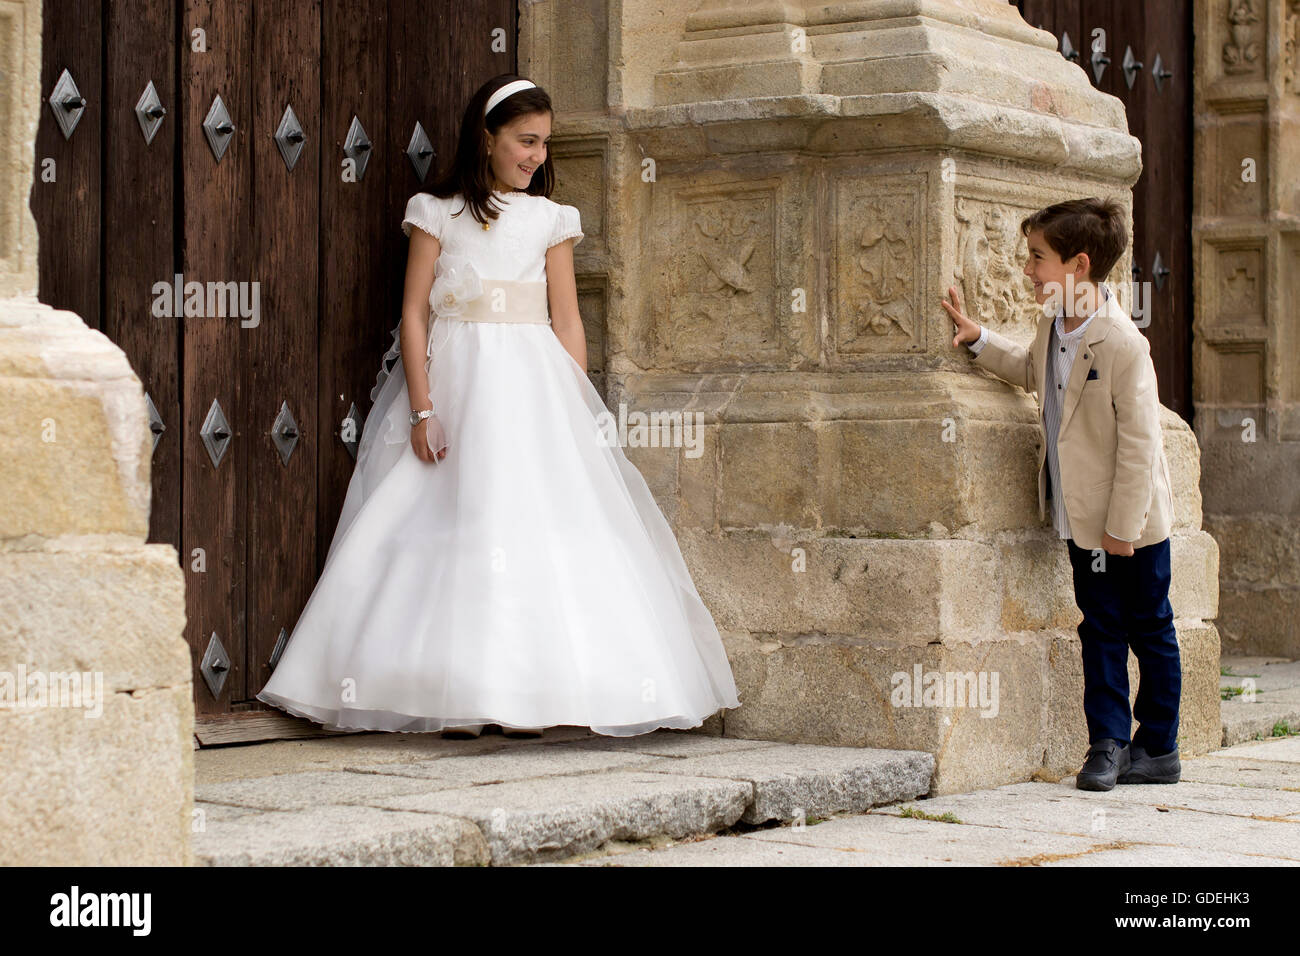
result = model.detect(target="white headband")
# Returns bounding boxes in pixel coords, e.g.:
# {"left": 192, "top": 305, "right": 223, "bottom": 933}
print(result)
{"left": 484, "top": 79, "right": 537, "bottom": 117}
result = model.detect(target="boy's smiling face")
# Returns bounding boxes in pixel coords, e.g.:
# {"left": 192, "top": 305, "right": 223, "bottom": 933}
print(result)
{"left": 1023, "top": 227, "right": 1092, "bottom": 310}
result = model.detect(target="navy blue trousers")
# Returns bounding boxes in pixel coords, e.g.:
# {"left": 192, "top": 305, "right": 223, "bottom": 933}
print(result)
{"left": 1065, "top": 536, "right": 1182, "bottom": 755}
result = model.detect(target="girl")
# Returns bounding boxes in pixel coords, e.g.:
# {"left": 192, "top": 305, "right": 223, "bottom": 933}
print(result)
{"left": 257, "top": 75, "right": 741, "bottom": 740}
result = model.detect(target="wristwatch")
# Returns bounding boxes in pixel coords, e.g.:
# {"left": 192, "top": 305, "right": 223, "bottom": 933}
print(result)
{"left": 409, "top": 407, "right": 435, "bottom": 427}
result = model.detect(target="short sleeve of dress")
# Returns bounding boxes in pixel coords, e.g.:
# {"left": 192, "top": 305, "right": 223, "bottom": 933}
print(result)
{"left": 547, "top": 203, "right": 584, "bottom": 249}
{"left": 401, "top": 193, "right": 445, "bottom": 241}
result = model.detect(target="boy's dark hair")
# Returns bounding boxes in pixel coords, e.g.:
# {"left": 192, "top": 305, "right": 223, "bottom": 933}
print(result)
{"left": 427, "top": 74, "right": 556, "bottom": 228}
{"left": 1020, "top": 197, "right": 1127, "bottom": 282}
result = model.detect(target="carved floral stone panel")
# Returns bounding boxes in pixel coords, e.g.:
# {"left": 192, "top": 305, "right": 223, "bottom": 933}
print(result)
{"left": 655, "top": 179, "right": 783, "bottom": 365}
{"left": 832, "top": 178, "right": 927, "bottom": 355}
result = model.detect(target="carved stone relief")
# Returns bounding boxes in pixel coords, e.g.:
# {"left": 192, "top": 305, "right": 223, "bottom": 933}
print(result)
{"left": 1223, "top": 0, "right": 1263, "bottom": 76}
{"left": 1216, "top": 245, "right": 1265, "bottom": 323}
{"left": 833, "top": 179, "right": 926, "bottom": 355}
{"left": 657, "top": 182, "right": 780, "bottom": 364}
{"left": 1287, "top": 1, "right": 1300, "bottom": 92}
{"left": 1216, "top": 112, "right": 1267, "bottom": 218}
{"left": 953, "top": 196, "right": 1042, "bottom": 342}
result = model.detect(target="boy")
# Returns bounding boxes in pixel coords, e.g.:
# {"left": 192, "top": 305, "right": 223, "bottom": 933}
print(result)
{"left": 942, "top": 197, "right": 1180, "bottom": 791}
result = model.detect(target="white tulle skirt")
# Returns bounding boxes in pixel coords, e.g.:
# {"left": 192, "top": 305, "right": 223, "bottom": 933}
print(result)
{"left": 256, "top": 311, "right": 741, "bottom": 736}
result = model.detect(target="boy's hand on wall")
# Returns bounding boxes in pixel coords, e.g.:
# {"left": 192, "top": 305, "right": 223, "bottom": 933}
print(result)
{"left": 942, "top": 287, "right": 981, "bottom": 347}
{"left": 1101, "top": 532, "right": 1135, "bottom": 557}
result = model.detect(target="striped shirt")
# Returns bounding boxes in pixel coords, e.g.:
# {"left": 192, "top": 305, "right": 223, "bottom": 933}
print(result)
{"left": 969, "top": 284, "right": 1121, "bottom": 541}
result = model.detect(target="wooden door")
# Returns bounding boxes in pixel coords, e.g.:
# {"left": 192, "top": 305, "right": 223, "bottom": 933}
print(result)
{"left": 1017, "top": 0, "right": 1194, "bottom": 422}
{"left": 35, "top": 0, "right": 516, "bottom": 744}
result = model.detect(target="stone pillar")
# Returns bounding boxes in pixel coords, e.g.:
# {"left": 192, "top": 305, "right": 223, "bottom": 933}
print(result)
{"left": 528, "top": 0, "right": 1222, "bottom": 794}
{"left": 0, "top": 0, "right": 193, "bottom": 863}
{"left": 1193, "top": 0, "right": 1300, "bottom": 658}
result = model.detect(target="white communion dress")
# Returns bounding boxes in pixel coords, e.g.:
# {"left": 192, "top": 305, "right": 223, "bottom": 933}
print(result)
{"left": 256, "top": 189, "right": 741, "bottom": 735}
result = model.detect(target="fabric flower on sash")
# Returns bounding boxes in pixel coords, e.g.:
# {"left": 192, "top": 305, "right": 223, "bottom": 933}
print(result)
{"left": 373, "top": 254, "right": 484, "bottom": 446}
{"left": 429, "top": 253, "right": 484, "bottom": 319}
{"left": 424, "top": 253, "right": 483, "bottom": 386}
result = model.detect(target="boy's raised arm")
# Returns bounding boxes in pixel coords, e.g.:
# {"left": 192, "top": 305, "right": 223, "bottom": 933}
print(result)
{"left": 972, "top": 326, "right": 1035, "bottom": 394}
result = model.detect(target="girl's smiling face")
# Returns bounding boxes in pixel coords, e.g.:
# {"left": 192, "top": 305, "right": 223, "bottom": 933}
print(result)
{"left": 485, "top": 111, "right": 551, "bottom": 192}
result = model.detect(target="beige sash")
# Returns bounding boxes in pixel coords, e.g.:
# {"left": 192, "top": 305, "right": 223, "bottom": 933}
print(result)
{"left": 439, "top": 279, "right": 550, "bottom": 324}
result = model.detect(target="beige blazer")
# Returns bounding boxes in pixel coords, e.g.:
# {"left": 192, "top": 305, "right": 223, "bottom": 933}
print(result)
{"left": 970, "top": 289, "right": 1174, "bottom": 551}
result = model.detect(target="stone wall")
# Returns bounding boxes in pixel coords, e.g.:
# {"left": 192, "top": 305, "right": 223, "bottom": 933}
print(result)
{"left": 0, "top": 0, "right": 193, "bottom": 865}
{"left": 526, "top": 0, "right": 1222, "bottom": 794}
{"left": 1193, "top": 0, "right": 1300, "bottom": 658}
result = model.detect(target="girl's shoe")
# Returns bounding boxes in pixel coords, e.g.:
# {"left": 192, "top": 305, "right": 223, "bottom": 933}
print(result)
{"left": 501, "top": 725, "right": 543, "bottom": 738}
{"left": 440, "top": 723, "right": 485, "bottom": 739}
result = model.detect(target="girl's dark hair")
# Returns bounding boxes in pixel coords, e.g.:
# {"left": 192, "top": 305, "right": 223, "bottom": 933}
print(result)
{"left": 1020, "top": 197, "right": 1127, "bottom": 282}
{"left": 426, "top": 74, "right": 555, "bottom": 228}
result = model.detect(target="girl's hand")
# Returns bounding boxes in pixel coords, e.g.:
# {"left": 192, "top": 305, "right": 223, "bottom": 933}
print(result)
{"left": 942, "top": 286, "right": 982, "bottom": 347}
{"left": 412, "top": 415, "right": 449, "bottom": 464}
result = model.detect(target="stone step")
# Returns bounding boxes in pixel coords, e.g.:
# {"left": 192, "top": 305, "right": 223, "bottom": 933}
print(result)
{"left": 192, "top": 730, "right": 934, "bottom": 866}
{"left": 1220, "top": 657, "right": 1300, "bottom": 747}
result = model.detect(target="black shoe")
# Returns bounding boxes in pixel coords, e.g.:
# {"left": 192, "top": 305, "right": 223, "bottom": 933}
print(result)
{"left": 1118, "top": 745, "right": 1181, "bottom": 784}
{"left": 1075, "top": 738, "right": 1130, "bottom": 791}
